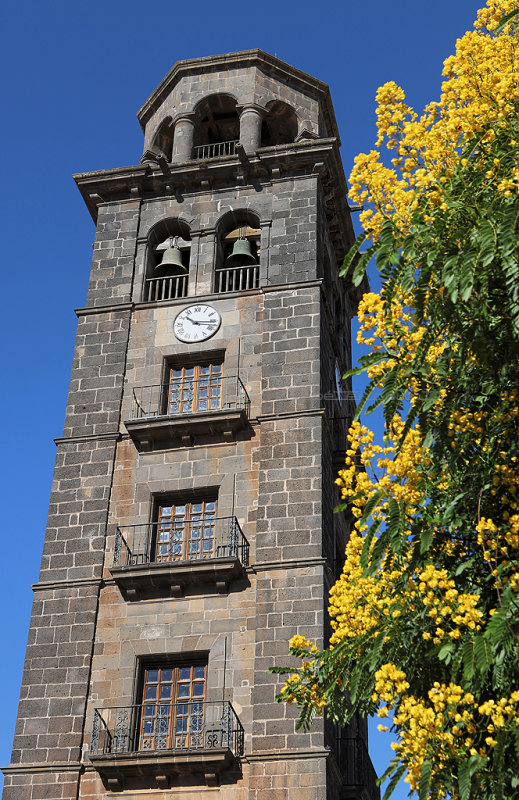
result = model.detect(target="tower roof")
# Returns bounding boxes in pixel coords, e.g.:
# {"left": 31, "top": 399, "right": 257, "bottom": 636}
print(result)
{"left": 137, "top": 49, "right": 340, "bottom": 144}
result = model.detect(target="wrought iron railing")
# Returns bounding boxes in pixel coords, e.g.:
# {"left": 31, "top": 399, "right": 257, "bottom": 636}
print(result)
{"left": 340, "top": 737, "right": 380, "bottom": 800}
{"left": 129, "top": 376, "right": 250, "bottom": 421}
{"left": 113, "top": 516, "right": 249, "bottom": 569}
{"left": 214, "top": 264, "right": 259, "bottom": 294}
{"left": 193, "top": 140, "right": 238, "bottom": 160}
{"left": 90, "top": 700, "right": 244, "bottom": 758}
{"left": 144, "top": 274, "right": 188, "bottom": 302}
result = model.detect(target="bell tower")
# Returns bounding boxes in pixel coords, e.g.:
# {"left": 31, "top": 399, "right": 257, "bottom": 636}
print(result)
{"left": 2, "top": 51, "right": 378, "bottom": 800}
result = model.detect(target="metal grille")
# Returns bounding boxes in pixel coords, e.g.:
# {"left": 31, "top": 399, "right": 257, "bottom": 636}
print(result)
{"left": 90, "top": 701, "right": 244, "bottom": 757}
{"left": 129, "top": 375, "right": 250, "bottom": 421}
{"left": 144, "top": 275, "right": 188, "bottom": 302}
{"left": 214, "top": 264, "right": 259, "bottom": 294}
{"left": 113, "top": 516, "right": 249, "bottom": 569}
{"left": 193, "top": 140, "right": 238, "bottom": 159}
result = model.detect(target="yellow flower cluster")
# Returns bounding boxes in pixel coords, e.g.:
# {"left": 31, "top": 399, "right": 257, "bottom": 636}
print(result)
{"left": 289, "top": 634, "right": 319, "bottom": 653}
{"left": 348, "top": 0, "right": 519, "bottom": 240}
{"left": 372, "top": 671, "right": 519, "bottom": 793}
{"left": 417, "top": 565, "right": 484, "bottom": 643}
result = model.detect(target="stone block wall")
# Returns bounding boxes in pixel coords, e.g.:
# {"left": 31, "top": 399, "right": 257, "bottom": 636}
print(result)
{"left": 3, "top": 53, "right": 367, "bottom": 800}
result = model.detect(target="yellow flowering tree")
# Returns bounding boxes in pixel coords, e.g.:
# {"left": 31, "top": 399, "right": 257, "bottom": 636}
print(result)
{"left": 274, "top": 2, "right": 519, "bottom": 798}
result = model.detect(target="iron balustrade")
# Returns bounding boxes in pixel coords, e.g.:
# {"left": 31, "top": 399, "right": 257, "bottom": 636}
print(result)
{"left": 113, "top": 516, "right": 249, "bottom": 569}
{"left": 129, "top": 375, "right": 250, "bottom": 421}
{"left": 90, "top": 700, "right": 244, "bottom": 758}
{"left": 214, "top": 264, "right": 259, "bottom": 294}
{"left": 193, "top": 140, "right": 238, "bottom": 160}
{"left": 144, "top": 274, "right": 188, "bottom": 302}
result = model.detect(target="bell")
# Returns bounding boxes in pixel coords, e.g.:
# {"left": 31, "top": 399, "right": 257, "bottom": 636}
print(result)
{"left": 226, "top": 238, "right": 257, "bottom": 267}
{"left": 155, "top": 246, "right": 187, "bottom": 275}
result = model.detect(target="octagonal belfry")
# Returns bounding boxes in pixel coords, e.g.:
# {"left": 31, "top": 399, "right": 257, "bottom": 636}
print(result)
{"left": 2, "top": 50, "right": 378, "bottom": 800}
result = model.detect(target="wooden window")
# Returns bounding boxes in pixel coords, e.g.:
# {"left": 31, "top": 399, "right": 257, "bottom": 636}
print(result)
{"left": 167, "top": 363, "right": 223, "bottom": 415}
{"left": 155, "top": 499, "right": 218, "bottom": 562}
{"left": 139, "top": 663, "right": 207, "bottom": 751}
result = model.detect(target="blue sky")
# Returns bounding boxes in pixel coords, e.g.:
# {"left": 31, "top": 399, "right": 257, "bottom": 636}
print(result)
{"left": 0, "top": 0, "right": 482, "bottom": 796}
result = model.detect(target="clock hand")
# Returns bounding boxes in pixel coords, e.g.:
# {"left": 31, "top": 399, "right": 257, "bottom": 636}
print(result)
{"left": 184, "top": 316, "right": 201, "bottom": 325}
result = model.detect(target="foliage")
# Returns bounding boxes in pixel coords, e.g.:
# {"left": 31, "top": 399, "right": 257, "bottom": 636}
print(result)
{"left": 273, "top": 2, "right": 519, "bottom": 798}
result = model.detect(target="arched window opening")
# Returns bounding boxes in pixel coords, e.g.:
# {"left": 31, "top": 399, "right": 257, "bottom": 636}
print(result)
{"left": 260, "top": 101, "right": 298, "bottom": 147}
{"left": 151, "top": 118, "right": 174, "bottom": 162}
{"left": 215, "top": 211, "right": 261, "bottom": 294}
{"left": 193, "top": 95, "right": 240, "bottom": 160}
{"left": 144, "top": 219, "right": 191, "bottom": 302}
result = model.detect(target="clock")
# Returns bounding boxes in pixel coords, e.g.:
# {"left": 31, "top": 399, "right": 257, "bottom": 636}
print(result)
{"left": 173, "top": 304, "right": 221, "bottom": 343}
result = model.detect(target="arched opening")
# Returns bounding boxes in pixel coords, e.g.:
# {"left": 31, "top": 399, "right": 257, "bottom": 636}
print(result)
{"left": 260, "top": 101, "right": 298, "bottom": 147}
{"left": 215, "top": 210, "right": 261, "bottom": 293}
{"left": 144, "top": 219, "right": 191, "bottom": 302}
{"left": 150, "top": 118, "right": 174, "bottom": 162}
{"left": 193, "top": 94, "right": 240, "bottom": 159}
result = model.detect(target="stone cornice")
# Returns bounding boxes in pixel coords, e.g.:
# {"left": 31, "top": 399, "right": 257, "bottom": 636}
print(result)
{"left": 74, "top": 139, "right": 353, "bottom": 257}
{"left": 244, "top": 747, "right": 329, "bottom": 761}
{"left": 32, "top": 577, "right": 102, "bottom": 592}
{"left": 2, "top": 762, "right": 83, "bottom": 775}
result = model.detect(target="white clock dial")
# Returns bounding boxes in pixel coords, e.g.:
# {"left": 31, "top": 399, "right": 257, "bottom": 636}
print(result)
{"left": 173, "top": 304, "right": 221, "bottom": 343}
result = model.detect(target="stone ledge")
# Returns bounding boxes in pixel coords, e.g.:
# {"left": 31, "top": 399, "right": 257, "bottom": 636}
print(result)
{"left": 125, "top": 408, "right": 249, "bottom": 451}
{"left": 89, "top": 747, "right": 235, "bottom": 790}
{"left": 110, "top": 557, "right": 246, "bottom": 598}
{"left": 1, "top": 763, "right": 83, "bottom": 774}
{"left": 244, "top": 748, "right": 329, "bottom": 761}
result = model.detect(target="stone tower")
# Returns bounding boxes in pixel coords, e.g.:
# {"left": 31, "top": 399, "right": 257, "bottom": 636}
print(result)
{"left": 2, "top": 51, "right": 378, "bottom": 800}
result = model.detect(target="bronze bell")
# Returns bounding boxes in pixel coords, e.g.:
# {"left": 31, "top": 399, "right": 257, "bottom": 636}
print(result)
{"left": 155, "top": 245, "right": 187, "bottom": 275}
{"left": 226, "top": 238, "right": 257, "bottom": 267}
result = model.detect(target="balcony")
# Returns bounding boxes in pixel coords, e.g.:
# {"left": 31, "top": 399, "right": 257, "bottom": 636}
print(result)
{"left": 193, "top": 140, "right": 238, "bottom": 160}
{"left": 143, "top": 274, "right": 188, "bottom": 302}
{"left": 90, "top": 700, "right": 244, "bottom": 790}
{"left": 214, "top": 264, "right": 259, "bottom": 294}
{"left": 110, "top": 516, "right": 249, "bottom": 596}
{"left": 125, "top": 375, "right": 250, "bottom": 450}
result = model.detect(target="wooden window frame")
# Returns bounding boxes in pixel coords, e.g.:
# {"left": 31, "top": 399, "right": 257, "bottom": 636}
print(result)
{"left": 138, "top": 661, "right": 207, "bottom": 752}
{"left": 153, "top": 497, "right": 218, "bottom": 563}
{"left": 163, "top": 360, "right": 224, "bottom": 416}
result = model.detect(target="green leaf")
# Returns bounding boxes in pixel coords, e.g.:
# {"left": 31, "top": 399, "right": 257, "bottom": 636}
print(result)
{"left": 458, "top": 759, "right": 471, "bottom": 800}
{"left": 478, "top": 218, "right": 496, "bottom": 267}
{"left": 352, "top": 247, "right": 376, "bottom": 287}
{"left": 382, "top": 764, "right": 407, "bottom": 800}
{"left": 419, "top": 759, "right": 431, "bottom": 800}
{"left": 462, "top": 638, "right": 474, "bottom": 681}
{"left": 439, "top": 641, "right": 455, "bottom": 664}
{"left": 474, "top": 634, "right": 491, "bottom": 676}
{"left": 420, "top": 527, "right": 433, "bottom": 554}
{"left": 387, "top": 498, "right": 401, "bottom": 542}
{"left": 492, "top": 7, "right": 519, "bottom": 31}
{"left": 360, "top": 518, "right": 383, "bottom": 570}
{"left": 340, "top": 232, "right": 368, "bottom": 277}
{"left": 360, "top": 490, "right": 384, "bottom": 525}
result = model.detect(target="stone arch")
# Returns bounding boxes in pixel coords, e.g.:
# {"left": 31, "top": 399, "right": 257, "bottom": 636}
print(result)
{"left": 214, "top": 208, "right": 261, "bottom": 292}
{"left": 260, "top": 100, "right": 299, "bottom": 147}
{"left": 149, "top": 116, "right": 174, "bottom": 161}
{"left": 192, "top": 93, "right": 240, "bottom": 149}
{"left": 145, "top": 217, "right": 192, "bottom": 282}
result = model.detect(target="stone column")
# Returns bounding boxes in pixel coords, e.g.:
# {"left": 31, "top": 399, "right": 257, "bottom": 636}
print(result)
{"left": 171, "top": 115, "right": 195, "bottom": 163}
{"left": 238, "top": 105, "right": 264, "bottom": 154}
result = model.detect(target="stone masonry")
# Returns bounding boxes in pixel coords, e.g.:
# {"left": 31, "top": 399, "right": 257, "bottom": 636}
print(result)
{"left": 2, "top": 50, "right": 377, "bottom": 800}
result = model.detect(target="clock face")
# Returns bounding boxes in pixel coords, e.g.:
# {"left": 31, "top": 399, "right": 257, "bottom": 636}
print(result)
{"left": 173, "top": 304, "right": 221, "bottom": 343}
